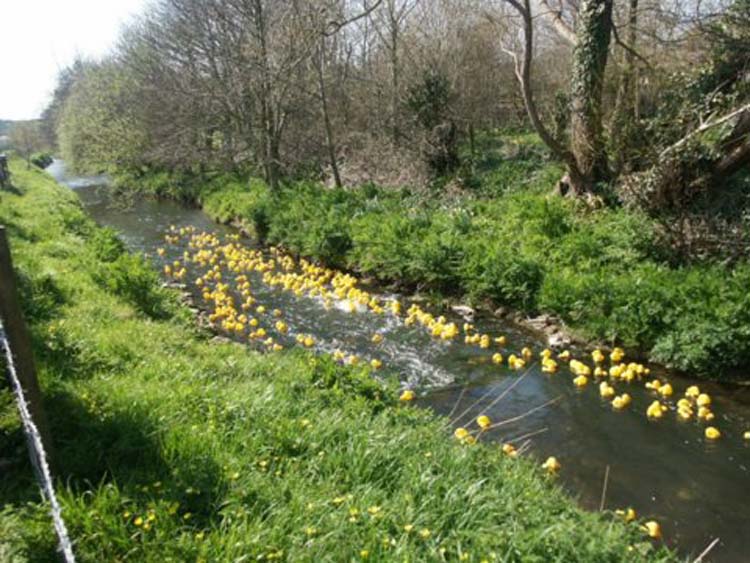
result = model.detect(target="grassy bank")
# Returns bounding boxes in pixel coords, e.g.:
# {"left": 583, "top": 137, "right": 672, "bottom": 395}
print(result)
{"left": 114, "top": 131, "right": 750, "bottom": 379}
{"left": 0, "top": 160, "right": 673, "bottom": 560}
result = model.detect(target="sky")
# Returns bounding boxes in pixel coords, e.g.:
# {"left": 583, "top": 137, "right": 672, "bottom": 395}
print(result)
{"left": 1, "top": 0, "right": 147, "bottom": 121}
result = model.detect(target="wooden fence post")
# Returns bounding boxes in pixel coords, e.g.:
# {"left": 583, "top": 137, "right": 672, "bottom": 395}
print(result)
{"left": 0, "top": 225, "right": 54, "bottom": 467}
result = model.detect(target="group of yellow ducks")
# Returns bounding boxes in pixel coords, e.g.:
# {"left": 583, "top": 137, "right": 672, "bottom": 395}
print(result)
{"left": 159, "top": 225, "right": 749, "bottom": 542}
{"left": 159, "top": 226, "right": 747, "bottom": 446}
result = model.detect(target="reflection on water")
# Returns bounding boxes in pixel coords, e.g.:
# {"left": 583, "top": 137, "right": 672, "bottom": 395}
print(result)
{"left": 48, "top": 160, "right": 750, "bottom": 562}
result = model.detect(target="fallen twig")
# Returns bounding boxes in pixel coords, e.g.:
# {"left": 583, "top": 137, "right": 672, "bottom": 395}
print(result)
{"left": 449, "top": 367, "right": 533, "bottom": 428}
{"left": 599, "top": 465, "right": 610, "bottom": 511}
{"left": 485, "top": 395, "right": 563, "bottom": 431}
{"left": 692, "top": 538, "right": 720, "bottom": 563}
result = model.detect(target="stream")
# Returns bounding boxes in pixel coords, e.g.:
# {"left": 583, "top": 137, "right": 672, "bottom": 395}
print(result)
{"left": 47, "top": 160, "right": 750, "bottom": 562}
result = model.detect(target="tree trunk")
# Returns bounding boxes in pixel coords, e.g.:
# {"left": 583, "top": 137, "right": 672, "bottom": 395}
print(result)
{"left": 316, "top": 42, "right": 343, "bottom": 188}
{"left": 610, "top": 0, "right": 638, "bottom": 176}
{"left": 569, "top": 0, "right": 614, "bottom": 193}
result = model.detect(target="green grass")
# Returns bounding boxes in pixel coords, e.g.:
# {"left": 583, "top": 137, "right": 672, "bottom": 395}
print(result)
{"left": 0, "top": 158, "right": 676, "bottom": 561}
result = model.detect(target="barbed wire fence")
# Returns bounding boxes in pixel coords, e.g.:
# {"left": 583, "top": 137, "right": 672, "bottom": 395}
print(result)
{"left": 1, "top": 324, "right": 75, "bottom": 562}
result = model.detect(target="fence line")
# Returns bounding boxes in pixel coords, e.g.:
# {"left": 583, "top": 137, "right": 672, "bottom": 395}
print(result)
{"left": 1, "top": 326, "right": 75, "bottom": 563}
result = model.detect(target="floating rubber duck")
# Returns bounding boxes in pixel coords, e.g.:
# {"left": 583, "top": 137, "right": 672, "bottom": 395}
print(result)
{"left": 646, "top": 400, "right": 668, "bottom": 419}
{"left": 744, "top": 430, "right": 750, "bottom": 441}
{"left": 542, "top": 456, "right": 561, "bottom": 474}
{"left": 558, "top": 350, "right": 571, "bottom": 361}
{"left": 491, "top": 353, "right": 504, "bottom": 365}
{"left": 705, "top": 427, "right": 721, "bottom": 440}
{"left": 658, "top": 383, "right": 673, "bottom": 398}
{"left": 642, "top": 520, "right": 661, "bottom": 539}
{"left": 645, "top": 379, "right": 662, "bottom": 391}
{"left": 573, "top": 375, "right": 588, "bottom": 388}
{"left": 610, "top": 347, "right": 625, "bottom": 363}
{"left": 521, "top": 347, "right": 533, "bottom": 360}
{"left": 696, "top": 393, "right": 711, "bottom": 407}
{"left": 454, "top": 427, "right": 469, "bottom": 440}
{"left": 599, "top": 381, "right": 615, "bottom": 399}
{"left": 370, "top": 359, "right": 382, "bottom": 370}
{"left": 399, "top": 390, "right": 415, "bottom": 402}
{"left": 508, "top": 354, "right": 526, "bottom": 370}
{"left": 541, "top": 357, "right": 558, "bottom": 373}
{"left": 615, "top": 507, "right": 637, "bottom": 522}
{"left": 612, "top": 393, "right": 631, "bottom": 410}
{"left": 371, "top": 333, "right": 384, "bottom": 344}
{"left": 494, "top": 336, "right": 507, "bottom": 346}
{"left": 477, "top": 415, "right": 491, "bottom": 430}
{"left": 501, "top": 443, "right": 517, "bottom": 457}
{"left": 591, "top": 349, "right": 605, "bottom": 364}
{"left": 685, "top": 385, "right": 700, "bottom": 399}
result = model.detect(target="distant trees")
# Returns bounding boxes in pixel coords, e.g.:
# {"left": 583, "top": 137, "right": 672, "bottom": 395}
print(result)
{"left": 45, "top": 0, "right": 748, "bottom": 211}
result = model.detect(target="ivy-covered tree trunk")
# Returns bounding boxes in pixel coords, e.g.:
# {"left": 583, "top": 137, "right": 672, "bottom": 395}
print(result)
{"left": 609, "top": 0, "right": 639, "bottom": 176}
{"left": 569, "top": 0, "right": 614, "bottom": 194}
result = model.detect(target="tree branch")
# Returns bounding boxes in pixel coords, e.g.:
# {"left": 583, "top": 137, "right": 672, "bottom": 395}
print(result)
{"left": 660, "top": 103, "right": 750, "bottom": 158}
{"left": 324, "top": 0, "right": 383, "bottom": 37}
{"left": 539, "top": 0, "right": 577, "bottom": 45}
{"left": 496, "top": 0, "right": 575, "bottom": 166}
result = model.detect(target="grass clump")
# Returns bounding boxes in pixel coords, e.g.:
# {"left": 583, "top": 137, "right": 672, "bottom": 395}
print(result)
{"left": 0, "top": 156, "right": 675, "bottom": 561}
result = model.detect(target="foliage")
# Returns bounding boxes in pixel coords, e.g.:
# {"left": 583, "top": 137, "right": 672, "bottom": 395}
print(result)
{"left": 30, "top": 152, "right": 54, "bottom": 169}
{"left": 0, "top": 155, "right": 676, "bottom": 562}
{"left": 57, "top": 61, "right": 148, "bottom": 174}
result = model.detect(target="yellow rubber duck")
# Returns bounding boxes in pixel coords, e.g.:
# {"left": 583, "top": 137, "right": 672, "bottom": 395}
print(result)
{"left": 542, "top": 456, "right": 561, "bottom": 474}
{"left": 615, "top": 507, "right": 637, "bottom": 522}
{"left": 646, "top": 400, "right": 667, "bottom": 419}
{"left": 454, "top": 427, "right": 469, "bottom": 440}
{"left": 573, "top": 375, "right": 588, "bottom": 387}
{"left": 612, "top": 393, "right": 631, "bottom": 410}
{"left": 696, "top": 393, "right": 711, "bottom": 407}
{"left": 399, "top": 390, "right": 415, "bottom": 402}
{"left": 370, "top": 359, "right": 383, "bottom": 370}
{"left": 591, "top": 349, "right": 605, "bottom": 364}
{"left": 610, "top": 347, "right": 625, "bottom": 363}
{"left": 642, "top": 520, "right": 661, "bottom": 539}
{"left": 705, "top": 426, "right": 721, "bottom": 440}
{"left": 599, "top": 382, "right": 615, "bottom": 399}
{"left": 501, "top": 443, "right": 518, "bottom": 457}
{"left": 491, "top": 353, "right": 504, "bottom": 365}
{"left": 371, "top": 333, "right": 384, "bottom": 344}
{"left": 658, "top": 383, "right": 673, "bottom": 398}
{"left": 477, "top": 415, "right": 492, "bottom": 430}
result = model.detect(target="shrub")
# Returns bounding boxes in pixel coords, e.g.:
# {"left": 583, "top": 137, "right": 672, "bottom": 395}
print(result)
{"left": 93, "top": 254, "right": 173, "bottom": 319}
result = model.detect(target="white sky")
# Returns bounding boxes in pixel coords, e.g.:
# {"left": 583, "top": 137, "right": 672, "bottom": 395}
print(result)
{"left": 1, "top": 0, "right": 147, "bottom": 121}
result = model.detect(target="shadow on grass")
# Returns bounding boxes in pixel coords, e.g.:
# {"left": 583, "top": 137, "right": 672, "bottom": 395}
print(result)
{"left": 0, "top": 386, "right": 225, "bottom": 532}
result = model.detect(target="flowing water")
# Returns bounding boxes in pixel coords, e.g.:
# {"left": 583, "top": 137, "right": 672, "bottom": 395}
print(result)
{"left": 48, "top": 160, "right": 750, "bottom": 562}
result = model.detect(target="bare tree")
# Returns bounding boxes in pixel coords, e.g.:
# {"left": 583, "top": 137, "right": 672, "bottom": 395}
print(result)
{"left": 9, "top": 122, "right": 44, "bottom": 169}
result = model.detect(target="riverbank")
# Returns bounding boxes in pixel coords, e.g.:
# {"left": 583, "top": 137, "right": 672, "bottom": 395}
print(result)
{"left": 111, "top": 131, "right": 750, "bottom": 381}
{"left": 0, "top": 159, "right": 675, "bottom": 560}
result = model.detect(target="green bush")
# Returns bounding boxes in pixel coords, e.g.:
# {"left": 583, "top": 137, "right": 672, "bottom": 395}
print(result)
{"left": 93, "top": 253, "right": 173, "bottom": 319}
{"left": 203, "top": 177, "right": 271, "bottom": 240}
{"left": 30, "top": 152, "right": 54, "bottom": 169}
{"left": 90, "top": 227, "right": 125, "bottom": 262}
